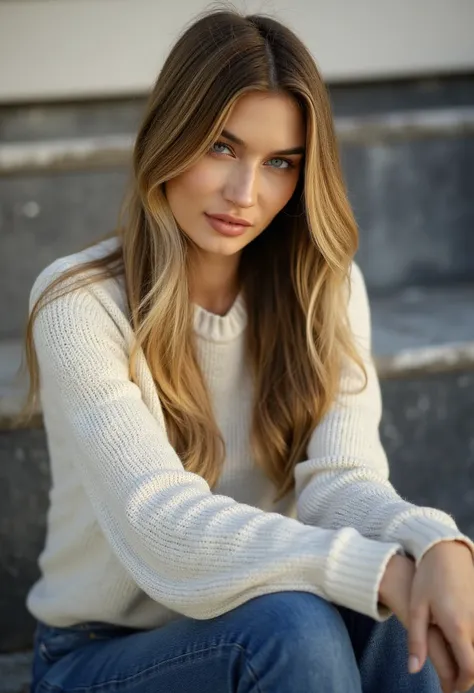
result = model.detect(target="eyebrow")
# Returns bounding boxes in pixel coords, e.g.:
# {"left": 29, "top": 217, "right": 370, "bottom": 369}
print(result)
{"left": 221, "top": 129, "right": 305, "bottom": 156}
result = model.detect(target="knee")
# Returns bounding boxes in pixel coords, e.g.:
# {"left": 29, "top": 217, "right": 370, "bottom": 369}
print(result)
{"left": 237, "top": 591, "right": 354, "bottom": 668}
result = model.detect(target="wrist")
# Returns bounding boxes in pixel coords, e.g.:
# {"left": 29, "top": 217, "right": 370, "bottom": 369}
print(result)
{"left": 378, "top": 553, "right": 414, "bottom": 606}
{"left": 422, "top": 538, "right": 474, "bottom": 564}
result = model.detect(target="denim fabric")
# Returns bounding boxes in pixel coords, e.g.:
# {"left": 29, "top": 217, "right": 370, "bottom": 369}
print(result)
{"left": 31, "top": 591, "right": 442, "bottom": 693}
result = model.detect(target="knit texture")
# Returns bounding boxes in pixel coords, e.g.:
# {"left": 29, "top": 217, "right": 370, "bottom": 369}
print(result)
{"left": 26, "top": 237, "right": 473, "bottom": 629}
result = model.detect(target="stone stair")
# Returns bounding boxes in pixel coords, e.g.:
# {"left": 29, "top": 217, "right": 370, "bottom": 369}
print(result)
{"left": 1, "top": 76, "right": 473, "bottom": 689}
{"left": 0, "top": 653, "right": 31, "bottom": 693}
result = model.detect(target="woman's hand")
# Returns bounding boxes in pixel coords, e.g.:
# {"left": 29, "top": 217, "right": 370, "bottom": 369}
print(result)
{"left": 379, "top": 553, "right": 458, "bottom": 693}
{"left": 408, "top": 541, "right": 474, "bottom": 693}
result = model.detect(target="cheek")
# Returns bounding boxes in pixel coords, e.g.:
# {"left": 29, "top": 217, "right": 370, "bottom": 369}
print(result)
{"left": 170, "top": 162, "right": 219, "bottom": 205}
{"left": 265, "top": 174, "right": 299, "bottom": 216}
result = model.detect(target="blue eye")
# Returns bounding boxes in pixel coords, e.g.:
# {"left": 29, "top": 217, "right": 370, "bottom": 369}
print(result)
{"left": 267, "top": 158, "right": 292, "bottom": 169}
{"left": 211, "top": 142, "right": 232, "bottom": 155}
{"left": 210, "top": 142, "right": 294, "bottom": 170}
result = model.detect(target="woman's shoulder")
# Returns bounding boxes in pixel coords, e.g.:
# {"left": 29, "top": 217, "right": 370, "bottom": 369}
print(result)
{"left": 29, "top": 236, "right": 132, "bottom": 347}
{"left": 30, "top": 236, "right": 124, "bottom": 309}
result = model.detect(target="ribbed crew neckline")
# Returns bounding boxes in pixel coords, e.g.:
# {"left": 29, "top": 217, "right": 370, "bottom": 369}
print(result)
{"left": 193, "top": 292, "right": 247, "bottom": 342}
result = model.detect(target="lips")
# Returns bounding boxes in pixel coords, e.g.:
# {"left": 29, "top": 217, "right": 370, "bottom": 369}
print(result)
{"left": 204, "top": 213, "right": 251, "bottom": 238}
{"left": 206, "top": 213, "right": 251, "bottom": 227}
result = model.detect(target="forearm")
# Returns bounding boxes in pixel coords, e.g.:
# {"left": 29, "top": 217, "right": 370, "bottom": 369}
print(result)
{"left": 296, "top": 461, "right": 467, "bottom": 563}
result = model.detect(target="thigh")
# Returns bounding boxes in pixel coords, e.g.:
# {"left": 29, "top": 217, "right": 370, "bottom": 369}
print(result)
{"left": 33, "top": 618, "right": 248, "bottom": 693}
{"left": 33, "top": 592, "right": 362, "bottom": 693}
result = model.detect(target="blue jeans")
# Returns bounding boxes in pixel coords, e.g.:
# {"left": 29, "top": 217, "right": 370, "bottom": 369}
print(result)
{"left": 31, "top": 591, "right": 442, "bottom": 693}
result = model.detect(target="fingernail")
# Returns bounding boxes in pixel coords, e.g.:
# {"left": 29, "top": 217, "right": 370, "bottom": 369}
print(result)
{"left": 408, "top": 655, "right": 420, "bottom": 673}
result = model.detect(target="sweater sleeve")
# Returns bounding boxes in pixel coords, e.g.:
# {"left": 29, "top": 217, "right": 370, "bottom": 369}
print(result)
{"left": 31, "top": 269, "right": 402, "bottom": 622}
{"left": 296, "top": 263, "right": 474, "bottom": 565}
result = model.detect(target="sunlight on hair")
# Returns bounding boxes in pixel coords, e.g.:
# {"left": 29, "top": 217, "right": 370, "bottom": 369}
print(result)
{"left": 20, "top": 7, "right": 365, "bottom": 503}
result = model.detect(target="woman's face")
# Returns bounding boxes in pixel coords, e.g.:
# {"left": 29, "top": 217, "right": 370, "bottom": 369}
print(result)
{"left": 165, "top": 91, "right": 306, "bottom": 259}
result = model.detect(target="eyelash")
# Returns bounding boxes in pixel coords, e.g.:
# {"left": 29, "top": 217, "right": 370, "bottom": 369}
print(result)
{"left": 210, "top": 141, "right": 295, "bottom": 170}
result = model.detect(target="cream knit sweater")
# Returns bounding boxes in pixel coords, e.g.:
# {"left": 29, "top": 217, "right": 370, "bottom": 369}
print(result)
{"left": 26, "top": 237, "right": 472, "bottom": 629}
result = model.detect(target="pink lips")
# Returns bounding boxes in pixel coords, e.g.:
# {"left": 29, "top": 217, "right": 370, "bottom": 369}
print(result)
{"left": 204, "top": 213, "right": 252, "bottom": 237}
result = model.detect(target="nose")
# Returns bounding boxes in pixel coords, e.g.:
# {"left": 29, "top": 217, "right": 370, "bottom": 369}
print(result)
{"left": 223, "top": 163, "right": 257, "bottom": 209}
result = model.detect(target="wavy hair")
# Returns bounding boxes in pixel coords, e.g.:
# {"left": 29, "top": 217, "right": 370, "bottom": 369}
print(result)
{"left": 21, "top": 8, "right": 365, "bottom": 502}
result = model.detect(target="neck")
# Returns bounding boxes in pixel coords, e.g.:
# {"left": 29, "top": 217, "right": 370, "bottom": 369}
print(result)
{"left": 189, "top": 250, "right": 241, "bottom": 316}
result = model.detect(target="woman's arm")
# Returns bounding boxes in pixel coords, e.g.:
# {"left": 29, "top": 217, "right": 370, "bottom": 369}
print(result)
{"left": 31, "top": 264, "right": 402, "bottom": 623}
{"left": 295, "top": 262, "right": 474, "bottom": 564}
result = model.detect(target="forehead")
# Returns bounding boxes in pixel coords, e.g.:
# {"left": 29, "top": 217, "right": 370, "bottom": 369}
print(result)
{"left": 223, "top": 92, "right": 305, "bottom": 150}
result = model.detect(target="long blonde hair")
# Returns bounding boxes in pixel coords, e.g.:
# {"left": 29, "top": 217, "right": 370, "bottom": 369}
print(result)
{"left": 22, "top": 8, "right": 364, "bottom": 503}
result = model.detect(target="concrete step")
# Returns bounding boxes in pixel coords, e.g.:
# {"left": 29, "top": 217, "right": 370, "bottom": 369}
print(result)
{"left": 2, "top": 75, "right": 474, "bottom": 143}
{"left": 371, "top": 283, "right": 474, "bottom": 374}
{"left": 0, "top": 652, "right": 31, "bottom": 693}
{"left": 0, "top": 283, "right": 473, "bottom": 651}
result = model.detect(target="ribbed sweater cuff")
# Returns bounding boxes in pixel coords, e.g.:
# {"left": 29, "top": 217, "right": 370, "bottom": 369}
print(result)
{"left": 390, "top": 514, "right": 474, "bottom": 566}
{"left": 324, "top": 529, "right": 402, "bottom": 622}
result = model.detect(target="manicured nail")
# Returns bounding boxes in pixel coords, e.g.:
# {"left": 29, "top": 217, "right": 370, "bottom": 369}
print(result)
{"left": 408, "top": 655, "right": 420, "bottom": 673}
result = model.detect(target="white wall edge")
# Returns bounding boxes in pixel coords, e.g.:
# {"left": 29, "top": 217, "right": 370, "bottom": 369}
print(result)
{"left": 1, "top": 0, "right": 474, "bottom": 103}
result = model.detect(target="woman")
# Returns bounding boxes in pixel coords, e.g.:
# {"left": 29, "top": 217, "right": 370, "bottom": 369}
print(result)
{"left": 23, "top": 9, "right": 474, "bottom": 693}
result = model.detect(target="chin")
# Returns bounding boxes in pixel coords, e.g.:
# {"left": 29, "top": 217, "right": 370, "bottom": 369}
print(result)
{"left": 208, "top": 244, "right": 245, "bottom": 258}
{"left": 196, "top": 236, "right": 248, "bottom": 257}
